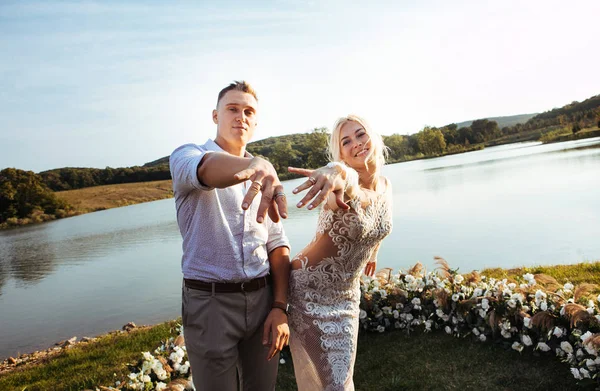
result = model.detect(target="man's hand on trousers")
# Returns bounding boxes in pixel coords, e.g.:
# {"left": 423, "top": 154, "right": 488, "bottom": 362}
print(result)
{"left": 262, "top": 308, "right": 289, "bottom": 361}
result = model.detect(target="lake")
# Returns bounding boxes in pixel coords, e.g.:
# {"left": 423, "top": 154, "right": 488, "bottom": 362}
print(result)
{"left": 1, "top": 137, "right": 599, "bottom": 359}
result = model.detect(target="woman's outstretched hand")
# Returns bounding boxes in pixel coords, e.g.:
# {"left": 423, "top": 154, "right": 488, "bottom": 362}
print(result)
{"left": 288, "top": 166, "right": 349, "bottom": 210}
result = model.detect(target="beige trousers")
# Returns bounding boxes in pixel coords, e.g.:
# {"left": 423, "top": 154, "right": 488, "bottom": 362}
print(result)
{"left": 182, "top": 282, "right": 279, "bottom": 391}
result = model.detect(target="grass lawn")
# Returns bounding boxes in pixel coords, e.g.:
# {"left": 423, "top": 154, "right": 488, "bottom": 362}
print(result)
{"left": 0, "top": 325, "right": 582, "bottom": 391}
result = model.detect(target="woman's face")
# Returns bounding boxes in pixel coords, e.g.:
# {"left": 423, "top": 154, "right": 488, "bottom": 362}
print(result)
{"left": 339, "top": 120, "right": 372, "bottom": 168}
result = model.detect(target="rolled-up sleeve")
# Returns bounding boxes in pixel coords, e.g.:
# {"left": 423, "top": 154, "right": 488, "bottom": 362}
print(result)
{"left": 169, "top": 144, "right": 214, "bottom": 194}
{"left": 266, "top": 218, "right": 290, "bottom": 254}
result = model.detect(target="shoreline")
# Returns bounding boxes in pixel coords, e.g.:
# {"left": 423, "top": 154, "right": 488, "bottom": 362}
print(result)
{"left": 0, "top": 321, "right": 154, "bottom": 375}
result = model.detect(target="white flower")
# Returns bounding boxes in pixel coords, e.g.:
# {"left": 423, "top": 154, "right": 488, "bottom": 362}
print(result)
{"left": 380, "top": 290, "right": 388, "bottom": 298}
{"left": 411, "top": 298, "right": 421, "bottom": 306}
{"left": 563, "top": 282, "right": 574, "bottom": 291}
{"left": 588, "top": 300, "right": 595, "bottom": 308}
{"left": 597, "top": 293, "right": 600, "bottom": 303}
{"left": 156, "top": 382, "right": 167, "bottom": 391}
{"left": 396, "top": 303, "right": 403, "bottom": 310}
{"left": 406, "top": 313, "right": 414, "bottom": 321}
{"left": 279, "top": 358, "right": 286, "bottom": 365}
{"left": 512, "top": 342, "right": 524, "bottom": 352}
{"left": 507, "top": 283, "right": 516, "bottom": 290}
{"left": 404, "top": 275, "right": 415, "bottom": 283}
{"left": 382, "top": 306, "right": 392, "bottom": 314}
{"left": 445, "top": 326, "right": 452, "bottom": 335}
{"left": 472, "top": 328, "right": 480, "bottom": 336}
{"left": 540, "top": 301, "right": 548, "bottom": 311}
{"left": 523, "top": 317, "right": 531, "bottom": 329}
{"left": 507, "top": 299, "right": 516, "bottom": 308}
{"left": 128, "top": 373, "right": 137, "bottom": 380}
{"left": 454, "top": 274, "right": 464, "bottom": 284}
{"left": 585, "top": 358, "right": 597, "bottom": 370}
{"left": 523, "top": 273, "right": 535, "bottom": 283}
{"left": 553, "top": 327, "right": 563, "bottom": 338}
{"left": 522, "top": 335, "right": 533, "bottom": 346}
{"left": 142, "top": 375, "right": 151, "bottom": 383}
{"left": 478, "top": 309, "right": 487, "bottom": 318}
{"left": 571, "top": 368, "right": 583, "bottom": 380}
{"left": 359, "top": 310, "right": 367, "bottom": 319}
{"left": 580, "top": 368, "right": 591, "bottom": 379}
{"left": 519, "top": 283, "right": 528, "bottom": 290}
{"left": 473, "top": 288, "right": 483, "bottom": 297}
{"left": 156, "top": 369, "right": 168, "bottom": 381}
{"left": 501, "top": 329, "right": 511, "bottom": 339}
{"left": 581, "top": 331, "right": 593, "bottom": 343}
{"left": 436, "top": 309, "right": 445, "bottom": 318}
{"left": 142, "top": 352, "right": 153, "bottom": 361}
{"left": 560, "top": 341, "right": 574, "bottom": 354}
{"left": 536, "top": 342, "right": 551, "bottom": 352}
{"left": 451, "top": 294, "right": 460, "bottom": 302}
{"left": 424, "top": 320, "right": 432, "bottom": 331}
{"left": 392, "top": 310, "right": 399, "bottom": 319}
{"left": 479, "top": 334, "right": 486, "bottom": 342}
{"left": 179, "top": 363, "right": 190, "bottom": 374}
{"left": 377, "top": 325, "right": 385, "bottom": 333}
{"left": 481, "top": 298, "right": 489, "bottom": 310}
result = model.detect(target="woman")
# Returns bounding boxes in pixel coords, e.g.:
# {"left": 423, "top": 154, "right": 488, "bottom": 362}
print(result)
{"left": 287, "top": 114, "right": 393, "bottom": 390}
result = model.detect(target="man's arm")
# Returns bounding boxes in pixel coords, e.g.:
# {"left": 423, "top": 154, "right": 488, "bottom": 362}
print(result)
{"left": 262, "top": 246, "right": 290, "bottom": 360}
{"left": 198, "top": 152, "right": 288, "bottom": 222}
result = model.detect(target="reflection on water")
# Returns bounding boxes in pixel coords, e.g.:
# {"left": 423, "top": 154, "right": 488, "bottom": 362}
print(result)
{"left": 1, "top": 137, "right": 599, "bottom": 359}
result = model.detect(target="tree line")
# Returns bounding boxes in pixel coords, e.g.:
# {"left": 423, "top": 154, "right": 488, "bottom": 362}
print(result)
{"left": 0, "top": 168, "right": 73, "bottom": 227}
{"left": 37, "top": 94, "right": 597, "bottom": 191}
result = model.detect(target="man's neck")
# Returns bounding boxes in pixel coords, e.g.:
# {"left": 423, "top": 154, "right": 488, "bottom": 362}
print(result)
{"left": 214, "top": 137, "right": 246, "bottom": 157}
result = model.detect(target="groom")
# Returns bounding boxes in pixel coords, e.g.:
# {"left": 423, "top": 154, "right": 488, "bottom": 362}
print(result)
{"left": 169, "top": 81, "right": 292, "bottom": 390}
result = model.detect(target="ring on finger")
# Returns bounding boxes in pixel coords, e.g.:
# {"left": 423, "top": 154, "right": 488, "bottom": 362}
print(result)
{"left": 274, "top": 191, "right": 286, "bottom": 199}
{"left": 251, "top": 180, "right": 263, "bottom": 190}
{"left": 308, "top": 177, "right": 317, "bottom": 184}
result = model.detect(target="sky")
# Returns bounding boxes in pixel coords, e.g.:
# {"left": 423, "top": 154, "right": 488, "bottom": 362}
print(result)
{"left": 1, "top": 0, "right": 599, "bottom": 172}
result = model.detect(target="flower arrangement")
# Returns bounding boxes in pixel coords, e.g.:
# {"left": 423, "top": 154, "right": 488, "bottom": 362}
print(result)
{"left": 101, "top": 325, "right": 194, "bottom": 391}
{"left": 359, "top": 258, "right": 600, "bottom": 387}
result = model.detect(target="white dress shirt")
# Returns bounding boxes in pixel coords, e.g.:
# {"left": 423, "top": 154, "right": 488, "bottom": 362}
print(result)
{"left": 170, "top": 139, "right": 290, "bottom": 282}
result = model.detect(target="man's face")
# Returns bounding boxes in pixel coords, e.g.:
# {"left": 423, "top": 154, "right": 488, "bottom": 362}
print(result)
{"left": 213, "top": 90, "right": 258, "bottom": 149}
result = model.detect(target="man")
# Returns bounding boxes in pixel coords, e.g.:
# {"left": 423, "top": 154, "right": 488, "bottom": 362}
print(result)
{"left": 169, "top": 81, "right": 291, "bottom": 390}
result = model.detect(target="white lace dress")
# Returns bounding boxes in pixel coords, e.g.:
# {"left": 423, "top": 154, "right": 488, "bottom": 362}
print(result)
{"left": 288, "top": 186, "right": 393, "bottom": 391}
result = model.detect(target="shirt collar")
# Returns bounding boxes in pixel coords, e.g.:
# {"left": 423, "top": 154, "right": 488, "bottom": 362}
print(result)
{"left": 205, "top": 139, "right": 253, "bottom": 158}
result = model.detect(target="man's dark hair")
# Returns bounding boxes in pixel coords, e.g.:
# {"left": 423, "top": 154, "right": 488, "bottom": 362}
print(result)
{"left": 217, "top": 80, "right": 258, "bottom": 107}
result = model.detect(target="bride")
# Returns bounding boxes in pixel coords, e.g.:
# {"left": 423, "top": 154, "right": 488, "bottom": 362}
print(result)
{"left": 287, "top": 114, "right": 393, "bottom": 390}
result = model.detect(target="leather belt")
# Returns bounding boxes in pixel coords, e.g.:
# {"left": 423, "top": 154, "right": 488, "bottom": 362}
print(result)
{"left": 184, "top": 275, "right": 271, "bottom": 293}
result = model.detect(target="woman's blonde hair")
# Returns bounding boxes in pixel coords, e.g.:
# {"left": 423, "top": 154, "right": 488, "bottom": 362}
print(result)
{"left": 328, "top": 114, "right": 388, "bottom": 172}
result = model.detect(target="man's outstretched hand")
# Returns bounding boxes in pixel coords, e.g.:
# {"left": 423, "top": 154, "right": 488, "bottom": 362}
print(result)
{"left": 234, "top": 157, "right": 288, "bottom": 223}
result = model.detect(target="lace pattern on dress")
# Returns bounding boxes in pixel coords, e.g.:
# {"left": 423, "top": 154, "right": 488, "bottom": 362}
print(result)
{"left": 289, "top": 191, "right": 392, "bottom": 390}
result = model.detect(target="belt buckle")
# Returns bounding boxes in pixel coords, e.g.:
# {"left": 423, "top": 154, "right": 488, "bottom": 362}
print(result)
{"left": 240, "top": 281, "right": 247, "bottom": 292}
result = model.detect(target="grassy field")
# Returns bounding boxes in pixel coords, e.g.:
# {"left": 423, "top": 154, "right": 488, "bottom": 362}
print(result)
{"left": 2, "top": 261, "right": 598, "bottom": 390}
{"left": 56, "top": 180, "right": 173, "bottom": 214}
{"left": 0, "top": 322, "right": 581, "bottom": 391}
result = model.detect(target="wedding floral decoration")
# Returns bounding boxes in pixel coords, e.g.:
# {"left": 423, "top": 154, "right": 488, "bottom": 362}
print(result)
{"left": 359, "top": 258, "right": 600, "bottom": 387}
{"left": 101, "top": 325, "right": 194, "bottom": 391}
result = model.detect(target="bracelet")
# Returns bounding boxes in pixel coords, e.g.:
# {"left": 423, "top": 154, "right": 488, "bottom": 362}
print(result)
{"left": 326, "top": 162, "right": 359, "bottom": 192}
{"left": 272, "top": 301, "right": 288, "bottom": 314}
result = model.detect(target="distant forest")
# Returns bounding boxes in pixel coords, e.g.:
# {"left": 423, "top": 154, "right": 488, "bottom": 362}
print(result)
{"left": 29, "top": 93, "right": 600, "bottom": 191}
